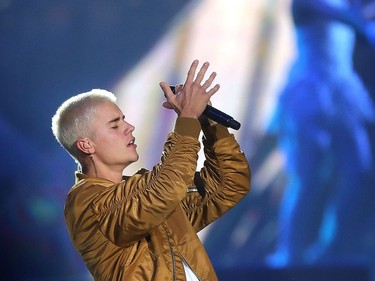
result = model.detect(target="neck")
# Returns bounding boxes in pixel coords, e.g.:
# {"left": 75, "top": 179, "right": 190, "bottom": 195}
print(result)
{"left": 86, "top": 168, "right": 123, "bottom": 183}
{"left": 82, "top": 157, "right": 124, "bottom": 183}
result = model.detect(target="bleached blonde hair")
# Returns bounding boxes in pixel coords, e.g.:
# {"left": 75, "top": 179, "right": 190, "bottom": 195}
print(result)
{"left": 51, "top": 89, "right": 117, "bottom": 162}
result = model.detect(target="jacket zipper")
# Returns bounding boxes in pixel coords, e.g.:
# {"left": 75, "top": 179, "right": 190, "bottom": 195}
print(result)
{"left": 163, "top": 225, "right": 201, "bottom": 281}
{"left": 163, "top": 225, "right": 177, "bottom": 281}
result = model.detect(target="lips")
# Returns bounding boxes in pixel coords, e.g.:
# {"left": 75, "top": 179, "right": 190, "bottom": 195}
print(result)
{"left": 127, "top": 138, "right": 135, "bottom": 146}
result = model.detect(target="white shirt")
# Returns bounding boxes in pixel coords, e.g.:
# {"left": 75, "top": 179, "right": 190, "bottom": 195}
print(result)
{"left": 182, "top": 259, "right": 200, "bottom": 281}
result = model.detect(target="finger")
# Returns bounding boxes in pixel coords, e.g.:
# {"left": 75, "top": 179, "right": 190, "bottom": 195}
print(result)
{"left": 162, "top": 101, "right": 174, "bottom": 109}
{"left": 194, "top": 61, "right": 209, "bottom": 85}
{"left": 160, "top": 82, "right": 174, "bottom": 100}
{"left": 174, "top": 83, "right": 184, "bottom": 95}
{"left": 206, "top": 84, "right": 220, "bottom": 98}
{"left": 185, "top": 60, "right": 199, "bottom": 85}
{"left": 201, "top": 71, "right": 217, "bottom": 90}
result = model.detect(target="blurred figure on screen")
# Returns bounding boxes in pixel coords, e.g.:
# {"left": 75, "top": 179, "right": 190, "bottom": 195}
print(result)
{"left": 268, "top": 0, "right": 375, "bottom": 266}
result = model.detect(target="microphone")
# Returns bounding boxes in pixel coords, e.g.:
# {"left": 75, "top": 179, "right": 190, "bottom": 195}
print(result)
{"left": 169, "top": 86, "right": 241, "bottom": 130}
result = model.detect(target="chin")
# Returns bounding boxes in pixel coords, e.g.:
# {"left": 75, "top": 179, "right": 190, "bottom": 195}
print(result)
{"left": 129, "top": 155, "right": 139, "bottom": 164}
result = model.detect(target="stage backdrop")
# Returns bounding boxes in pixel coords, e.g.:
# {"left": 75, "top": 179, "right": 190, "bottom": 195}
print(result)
{"left": 1, "top": 0, "right": 374, "bottom": 280}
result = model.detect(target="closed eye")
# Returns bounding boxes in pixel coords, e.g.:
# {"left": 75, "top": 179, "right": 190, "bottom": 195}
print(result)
{"left": 108, "top": 114, "right": 125, "bottom": 129}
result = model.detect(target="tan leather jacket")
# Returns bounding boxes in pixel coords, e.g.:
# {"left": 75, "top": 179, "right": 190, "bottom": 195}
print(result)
{"left": 65, "top": 118, "right": 251, "bottom": 281}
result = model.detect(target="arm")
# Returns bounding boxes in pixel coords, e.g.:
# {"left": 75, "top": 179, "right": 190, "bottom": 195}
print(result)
{"left": 181, "top": 121, "right": 251, "bottom": 232}
{"left": 94, "top": 118, "right": 202, "bottom": 247}
{"left": 94, "top": 61, "right": 221, "bottom": 246}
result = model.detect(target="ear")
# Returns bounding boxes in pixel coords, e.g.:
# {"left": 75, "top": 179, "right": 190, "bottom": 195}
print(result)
{"left": 76, "top": 138, "right": 95, "bottom": 155}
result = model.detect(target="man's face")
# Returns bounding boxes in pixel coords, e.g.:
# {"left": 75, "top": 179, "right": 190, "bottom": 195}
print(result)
{"left": 90, "top": 101, "right": 138, "bottom": 170}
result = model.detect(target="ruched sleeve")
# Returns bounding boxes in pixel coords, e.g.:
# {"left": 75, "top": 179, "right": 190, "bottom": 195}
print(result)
{"left": 180, "top": 124, "right": 251, "bottom": 232}
{"left": 69, "top": 118, "right": 203, "bottom": 248}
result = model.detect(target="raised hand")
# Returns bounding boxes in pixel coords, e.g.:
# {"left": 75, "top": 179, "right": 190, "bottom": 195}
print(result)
{"left": 160, "top": 60, "right": 220, "bottom": 119}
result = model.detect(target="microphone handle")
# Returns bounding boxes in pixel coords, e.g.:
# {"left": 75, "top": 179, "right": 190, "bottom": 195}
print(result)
{"left": 203, "top": 105, "right": 241, "bottom": 130}
{"left": 169, "top": 85, "right": 241, "bottom": 130}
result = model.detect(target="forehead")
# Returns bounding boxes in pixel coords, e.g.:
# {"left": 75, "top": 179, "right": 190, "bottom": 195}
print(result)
{"left": 94, "top": 101, "right": 123, "bottom": 122}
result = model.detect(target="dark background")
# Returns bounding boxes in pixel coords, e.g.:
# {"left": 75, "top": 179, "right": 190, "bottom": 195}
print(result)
{"left": 1, "top": 1, "right": 374, "bottom": 280}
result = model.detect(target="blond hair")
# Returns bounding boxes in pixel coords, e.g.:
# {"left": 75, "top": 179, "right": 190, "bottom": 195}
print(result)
{"left": 51, "top": 89, "right": 116, "bottom": 161}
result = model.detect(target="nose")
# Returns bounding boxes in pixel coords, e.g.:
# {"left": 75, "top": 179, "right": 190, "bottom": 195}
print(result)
{"left": 124, "top": 121, "right": 135, "bottom": 134}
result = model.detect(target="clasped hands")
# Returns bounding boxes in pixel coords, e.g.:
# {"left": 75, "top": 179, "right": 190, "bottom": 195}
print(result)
{"left": 160, "top": 60, "right": 220, "bottom": 120}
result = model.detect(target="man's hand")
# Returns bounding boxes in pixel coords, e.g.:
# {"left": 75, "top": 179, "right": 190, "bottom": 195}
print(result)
{"left": 160, "top": 60, "right": 220, "bottom": 119}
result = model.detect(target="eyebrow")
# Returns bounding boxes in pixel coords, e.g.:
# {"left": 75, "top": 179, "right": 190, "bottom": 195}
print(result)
{"left": 107, "top": 115, "right": 125, "bottom": 125}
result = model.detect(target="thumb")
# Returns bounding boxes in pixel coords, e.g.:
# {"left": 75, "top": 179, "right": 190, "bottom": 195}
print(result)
{"left": 160, "top": 82, "right": 174, "bottom": 100}
{"left": 162, "top": 101, "right": 174, "bottom": 109}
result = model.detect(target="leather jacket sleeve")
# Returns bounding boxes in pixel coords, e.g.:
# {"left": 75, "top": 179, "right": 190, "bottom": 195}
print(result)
{"left": 180, "top": 123, "right": 251, "bottom": 232}
{"left": 67, "top": 118, "right": 250, "bottom": 250}
{"left": 92, "top": 118, "right": 203, "bottom": 247}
